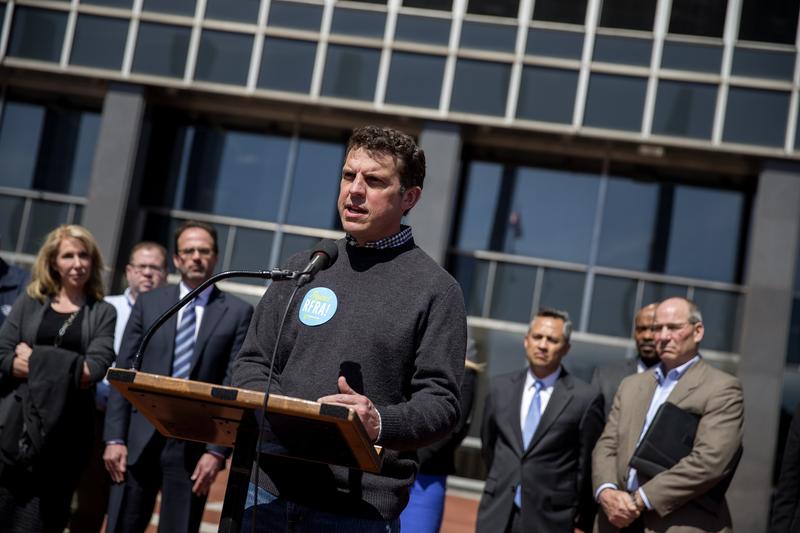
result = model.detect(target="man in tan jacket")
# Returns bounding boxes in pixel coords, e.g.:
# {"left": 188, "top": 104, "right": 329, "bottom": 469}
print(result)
{"left": 592, "top": 297, "right": 743, "bottom": 532}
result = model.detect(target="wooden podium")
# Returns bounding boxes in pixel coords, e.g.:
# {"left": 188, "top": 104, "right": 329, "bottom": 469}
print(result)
{"left": 106, "top": 368, "right": 383, "bottom": 533}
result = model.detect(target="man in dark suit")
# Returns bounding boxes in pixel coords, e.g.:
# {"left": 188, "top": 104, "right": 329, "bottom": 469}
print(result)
{"left": 592, "top": 303, "right": 659, "bottom": 418}
{"left": 103, "top": 221, "right": 253, "bottom": 533}
{"left": 477, "top": 308, "right": 604, "bottom": 533}
{"left": 771, "top": 403, "right": 800, "bottom": 533}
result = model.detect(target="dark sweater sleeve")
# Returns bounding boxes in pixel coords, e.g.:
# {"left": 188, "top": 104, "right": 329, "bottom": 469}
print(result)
{"left": 83, "top": 301, "right": 117, "bottom": 383}
{"left": 0, "top": 294, "right": 29, "bottom": 385}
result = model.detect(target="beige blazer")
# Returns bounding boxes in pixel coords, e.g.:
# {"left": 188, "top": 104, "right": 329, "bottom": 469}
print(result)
{"left": 592, "top": 358, "right": 744, "bottom": 533}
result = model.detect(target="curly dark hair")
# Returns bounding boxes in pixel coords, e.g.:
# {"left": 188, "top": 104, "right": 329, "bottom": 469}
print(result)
{"left": 345, "top": 126, "right": 426, "bottom": 190}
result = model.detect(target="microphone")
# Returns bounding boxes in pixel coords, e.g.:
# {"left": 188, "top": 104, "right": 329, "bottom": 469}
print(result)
{"left": 296, "top": 239, "right": 339, "bottom": 287}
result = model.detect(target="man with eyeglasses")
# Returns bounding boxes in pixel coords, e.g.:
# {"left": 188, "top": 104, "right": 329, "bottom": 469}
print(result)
{"left": 103, "top": 221, "right": 253, "bottom": 533}
{"left": 592, "top": 303, "right": 660, "bottom": 419}
{"left": 592, "top": 297, "right": 744, "bottom": 533}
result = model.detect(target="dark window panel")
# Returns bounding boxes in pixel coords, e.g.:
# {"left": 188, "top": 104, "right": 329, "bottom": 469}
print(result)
{"left": 532, "top": 0, "right": 587, "bottom": 25}
{"left": 81, "top": 0, "right": 134, "bottom": 7}
{"left": 132, "top": 22, "right": 191, "bottom": 78}
{"left": 597, "top": 177, "right": 658, "bottom": 271}
{"left": 516, "top": 66, "right": 578, "bottom": 124}
{"left": 229, "top": 227, "right": 275, "bottom": 282}
{"left": 330, "top": 7, "right": 386, "bottom": 38}
{"left": 450, "top": 59, "right": 510, "bottom": 116}
{"left": 279, "top": 233, "right": 319, "bottom": 266}
{"left": 592, "top": 35, "right": 652, "bottom": 66}
{"left": 395, "top": 14, "right": 451, "bottom": 46}
{"left": 267, "top": 1, "right": 323, "bottom": 31}
{"left": 0, "top": 195, "right": 25, "bottom": 251}
{"left": 8, "top": 7, "right": 67, "bottom": 63}
{"left": 321, "top": 45, "right": 381, "bottom": 101}
{"left": 403, "top": 0, "right": 452, "bottom": 10}
{"left": 652, "top": 80, "right": 717, "bottom": 139}
{"left": 723, "top": 87, "right": 789, "bottom": 148}
{"left": 0, "top": 5, "right": 5, "bottom": 32}
{"left": 584, "top": 74, "right": 647, "bottom": 132}
{"left": 258, "top": 38, "right": 317, "bottom": 93}
{"left": 526, "top": 28, "right": 584, "bottom": 59}
{"left": 786, "top": 296, "right": 800, "bottom": 363}
{"left": 642, "top": 282, "right": 687, "bottom": 305}
{"left": 450, "top": 255, "right": 489, "bottom": 316}
{"left": 731, "top": 47, "right": 795, "bottom": 81}
{"left": 23, "top": 201, "right": 71, "bottom": 254}
{"left": 489, "top": 262, "right": 536, "bottom": 323}
{"left": 466, "top": 0, "right": 519, "bottom": 19}
{"left": 385, "top": 52, "right": 445, "bottom": 109}
{"left": 661, "top": 41, "right": 722, "bottom": 73}
{"left": 692, "top": 288, "right": 740, "bottom": 352}
{"left": 142, "top": 214, "right": 228, "bottom": 269}
{"left": 589, "top": 275, "right": 638, "bottom": 338}
{"left": 539, "top": 269, "right": 585, "bottom": 326}
{"left": 456, "top": 161, "right": 503, "bottom": 251}
{"left": 286, "top": 138, "right": 343, "bottom": 229}
{"left": 0, "top": 101, "right": 45, "bottom": 190}
{"left": 70, "top": 15, "right": 128, "bottom": 70}
{"left": 205, "top": 0, "right": 260, "bottom": 23}
{"left": 460, "top": 21, "right": 517, "bottom": 52}
{"left": 599, "top": 0, "right": 656, "bottom": 31}
{"left": 194, "top": 30, "right": 252, "bottom": 86}
{"left": 668, "top": 0, "right": 727, "bottom": 37}
{"left": 62, "top": 112, "right": 100, "bottom": 197}
{"left": 739, "top": 0, "right": 800, "bottom": 44}
{"left": 142, "top": 0, "right": 196, "bottom": 16}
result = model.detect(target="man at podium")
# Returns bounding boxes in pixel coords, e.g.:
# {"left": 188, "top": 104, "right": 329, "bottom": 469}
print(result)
{"left": 232, "top": 126, "right": 467, "bottom": 532}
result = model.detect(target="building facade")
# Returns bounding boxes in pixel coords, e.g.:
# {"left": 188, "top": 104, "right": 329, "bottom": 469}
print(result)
{"left": 0, "top": 0, "right": 798, "bottom": 529}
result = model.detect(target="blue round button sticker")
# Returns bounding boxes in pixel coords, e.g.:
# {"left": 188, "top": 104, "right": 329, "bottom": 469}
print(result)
{"left": 298, "top": 287, "right": 338, "bottom": 326}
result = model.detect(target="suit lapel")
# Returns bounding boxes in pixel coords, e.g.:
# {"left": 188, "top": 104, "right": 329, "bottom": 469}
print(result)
{"left": 505, "top": 369, "right": 527, "bottom": 456}
{"left": 665, "top": 357, "right": 704, "bottom": 406}
{"left": 191, "top": 287, "right": 227, "bottom": 374}
{"left": 525, "top": 370, "right": 573, "bottom": 455}
{"left": 623, "top": 372, "right": 657, "bottom": 461}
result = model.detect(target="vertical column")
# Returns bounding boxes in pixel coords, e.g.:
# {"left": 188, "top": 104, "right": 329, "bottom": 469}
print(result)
{"left": 406, "top": 123, "right": 463, "bottom": 266}
{"left": 81, "top": 84, "right": 147, "bottom": 287}
{"left": 728, "top": 162, "right": 800, "bottom": 531}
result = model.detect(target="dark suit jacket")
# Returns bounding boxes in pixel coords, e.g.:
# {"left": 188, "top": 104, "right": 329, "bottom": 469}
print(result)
{"left": 104, "top": 284, "right": 252, "bottom": 466}
{"left": 771, "top": 403, "right": 800, "bottom": 533}
{"left": 477, "top": 366, "right": 604, "bottom": 533}
{"left": 592, "top": 358, "right": 639, "bottom": 419}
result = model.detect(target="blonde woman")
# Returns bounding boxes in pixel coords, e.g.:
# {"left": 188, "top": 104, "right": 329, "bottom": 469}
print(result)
{"left": 0, "top": 224, "right": 116, "bottom": 532}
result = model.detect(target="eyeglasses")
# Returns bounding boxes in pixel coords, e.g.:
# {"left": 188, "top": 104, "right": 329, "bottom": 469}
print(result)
{"left": 177, "top": 247, "right": 214, "bottom": 257}
{"left": 129, "top": 263, "right": 165, "bottom": 274}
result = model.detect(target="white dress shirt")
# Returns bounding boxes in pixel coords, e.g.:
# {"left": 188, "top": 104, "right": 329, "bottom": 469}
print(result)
{"left": 520, "top": 366, "right": 562, "bottom": 433}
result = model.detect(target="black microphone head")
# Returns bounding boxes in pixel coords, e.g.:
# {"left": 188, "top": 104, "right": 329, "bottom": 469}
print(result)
{"left": 311, "top": 239, "right": 339, "bottom": 270}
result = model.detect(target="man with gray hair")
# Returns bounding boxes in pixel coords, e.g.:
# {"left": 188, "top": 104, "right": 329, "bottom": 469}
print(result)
{"left": 477, "top": 308, "right": 604, "bottom": 533}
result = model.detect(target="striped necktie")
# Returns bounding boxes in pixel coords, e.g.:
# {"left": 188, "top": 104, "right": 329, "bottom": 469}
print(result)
{"left": 515, "top": 380, "right": 544, "bottom": 508}
{"left": 171, "top": 299, "right": 196, "bottom": 379}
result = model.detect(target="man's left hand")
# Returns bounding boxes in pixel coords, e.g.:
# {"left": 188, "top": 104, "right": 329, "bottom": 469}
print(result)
{"left": 191, "top": 453, "right": 224, "bottom": 496}
{"left": 318, "top": 376, "right": 381, "bottom": 442}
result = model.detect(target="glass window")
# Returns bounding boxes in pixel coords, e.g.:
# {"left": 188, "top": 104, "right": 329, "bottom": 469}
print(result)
{"left": 8, "top": 7, "right": 67, "bottom": 63}
{"left": 567, "top": 339, "right": 629, "bottom": 382}
{"left": 0, "top": 6, "right": 4, "bottom": 33}
{"left": 466, "top": 0, "right": 519, "bottom": 18}
{"left": 723, "top": 87, "right": 789, "bottom": 147}
{"left": 516, "top": 66, "right": 578, "bottom": 124}
{"left": 132, "top": 22, "right": 191, "bottom": 78}
{"left": 731, "top": 48, "right": 795, "bottom": 81}
{"left": 539, "top": 269, "right": 585, "bottom": 326}
{"left": 0, "top": 101, "right": 45, "bottom": 190}
{"left": 403, "top": 0, "right": 452, "bottom": 10}
{"left": 63, "top": 112, "right": 101, "bottom": 197}
{"left": 738, "top": 0, "right": 800, "bottom": 45}
{"left": 584, "top": 74, "right": 647, "bottom": 132}
{"left": 229, "top": 227, "right": 275, "bottom": 283}
{"left": 321, "top": 45, "right": 380, "bottom": 101}
{"left": 450, "top": 255, "right": 489, "bottom": 316}
{"left": 286, "top": 138, "right": 344, "bottom": 229}
{"left": 259, "top": 38, "right": 317, "bottom": 93}
{"left": 142, "top": 0, "right": 196, "bottom": 16}
{"left": 597, "top": 177, "right": 658, "bottom": 271}
{"left": 532, "top": 0, "right": 587, "bottom": 25}
{"left": 480, "top": 327, "right": 526, "bottom": 377}
{"left": 330, "top": 7, "right": 386, "bottom": 38}
{"left": 668, "top": 0, "right": 727, "bottom": 37}
{"left": 0, "top": 196, "right": 25, "bottom": 252}
{"left": 526, "top": 28, "right": 584, "bottom": 59}
{"left": 142, "top": 214, "right": 229, "bottom": 267}
{"left": 460, "top": 21, "right": 517, "bottom": 53}
{"left": 589, "top": 275, "right": 638, "bottom": 338}
{"left": 489, "top": 262, "right": 536, "bottom": 323}
{"left": 205, "top": 0, "right": 260, "bottom": 23}
{"left": 642, "top": 282, "right": 687, "bottom": 304}
{"left": 279, "top": 233, "right": 319, "bottom": 266}
{"left": 395, "top": 14, "right": 451, "bottom": 45}
{"left": 70, "top": 15, "right": 128, "bottom": 70}
{"left": 456, "top": 161, "right": 503, "bottom": 251}
{"left": 450, "top": 59, "right": 511, "bottom": 116}
{"left": 692, "top": 288, "right": 740, "bottom": 352}
{"left": 652, "top": 80, "right": 717, "bottom": 139}
{"left": 385, "top": 52, "right": 445, "bottom": 109}
{"left": 267, "top": 1, "right": 323, "bottom": 31}
{"left": 23, "top": 201, "right": 71, "bottom": 254}
{"left": 82, "top": 0, "right": 133, "bottom": 7}
{"left": 592, "top": 35, "right": 652, "bottom": 66}
{"left": 599, "top": 0, "right": 656, "bottom": 31}
{"left": 195, "top": 30, "right": 253, "bottom": 86}
{"left": 661, "top": 41, "right": 722, "bottom": 73}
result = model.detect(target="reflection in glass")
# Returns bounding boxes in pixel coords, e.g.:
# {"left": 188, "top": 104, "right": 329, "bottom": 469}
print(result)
{"left": 652, "top": 80, "right": 716, "bottom": 139}
{"left": 229, "top": 227, "right": 275, "bottom": 283}
{"left": 331, "top": 8, "right": 386, "bottom": 38}
{"left": 732, "top": 47, "right": 795, "bottom": 81}
{"left": 259, "top": 38, "right": 316, "bottom": 93}
{"left": 668, "top": 0, "right": 726, "bottom": 37}
{"left": 589, "top": 275, "right": 637, "bottom": 338}
{"left": 597, "top": 177, "right": 658, "bottom": 271}
{"left": 143, "top": 214, "right": 228, "bottom": 270}
{"left": 642, "top": 282, "right": 687, "bottom": 305}
{"left": 460, "top": 21, "right": 516, "bottom": 53}
{"left": 723, "top": 87, "right": 789, "bottom": 148}
{"left": 490, "top": 262, "right": 536, "bottom": 323}
{"left": 286, "top": 138, "right": 343, "bottom": 229}
{"left": 466, "top": 0, "right": 519, "bottom": 18}
{"left": 395, "top": 14, "right": 451, "bottom": 45}
{"left": 23, "top": 201, "right": 71, "bottom": 254}
{"left": 584, "top": 74, "right": 646, "bottom": 132}
{"left": 279, "top": 233, "right": 319, "bottom": 266}
{"left": 267, "top": 1, "right": 323, "bottom": 31}
{"left": 385, "top": 52, "right": 445, "bottom": 109}
{"left": 205, "top": 0, "right": 260, "bottom": 23}
{"left": 0, "top": 196, "right": 25, "bottom": 252}
{"left": 8, "top": 7, "right": 68, "bottom": 62}
{"left": 526, "top": 28, "right": 584, "bottom": 59}
{"left": 450, "top": 59, "right": 510, "bottom": 116}
{"left": 739, "top": 0, "right": 799, "bottom": 45}
{"left": 456, "top": 162, "right": 503, "bottom": 251}
{"left": 661, "top": 41, "right": 722, "bottom": 73}
{"left": 321, "top": 45, "right": 381, "bottom": 101}
{"left": 592, "top": 35, "right": 652, "bottom": 66}
{"left": 532, "top": 0, "right": 587, "bottom": 24}
{"left": 142, "top": 0, "right": 196, "bottom": 16}
{"left": 539, "top": 269, "right": 584, "bottom": 326}
{"left": 516, "top": 66, "right": 578, "bottom": 124}
{"left": 692, "top": 288, "right": 740, "bottom": 352}
{"left": 403, "top": 0, "right": 452, "bottom": 10}
{"left": 132, "top": 22, "right": 191, "bottom": 78}
{"left": 599, "top": 0, "right": 656, "bottom": 31}
{"left": 70, "top": 15, "right": 128, "bottom": 70}
{"left": 450, "top": 255, "right": 489, "bottom": 317}
{"left": 195, "top": 30, "right": 252, "bottom": 86}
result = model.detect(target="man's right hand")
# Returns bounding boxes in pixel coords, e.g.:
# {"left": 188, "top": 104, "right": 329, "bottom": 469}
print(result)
{"left": 104, "top": 443, "right": 128, "bottom": 483}
{"left": 598, "top": 488, "right": 640, "bottom": 528}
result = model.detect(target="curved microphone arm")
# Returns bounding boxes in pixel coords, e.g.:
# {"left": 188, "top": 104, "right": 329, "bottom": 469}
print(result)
{"left": 131, "top": 269, "right": 297, "bottom": 371}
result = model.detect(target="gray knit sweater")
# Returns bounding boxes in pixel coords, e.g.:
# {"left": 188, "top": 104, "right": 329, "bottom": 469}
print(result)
{"left": 232, "top": 238, "right": 467, "bottom": 519}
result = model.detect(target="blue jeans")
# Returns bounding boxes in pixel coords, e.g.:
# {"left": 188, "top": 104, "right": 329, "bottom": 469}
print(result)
{"left": 399, "top": 473, "right": 447, "bottom": 533}
{"left": 240, "top": 483, "right": 400, "bottom": 533}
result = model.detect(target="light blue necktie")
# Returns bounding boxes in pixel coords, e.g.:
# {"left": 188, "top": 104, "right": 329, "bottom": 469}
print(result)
{"left": 515, "top": 380, "right": 543, "bottom": 507}
{"left": 171, "top": 299, "right": 196, "bottom": 379}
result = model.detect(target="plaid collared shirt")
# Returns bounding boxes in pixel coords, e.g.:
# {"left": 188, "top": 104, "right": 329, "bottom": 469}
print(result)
{"left": 346, "top": 225, "right": 413, "bottom": 249}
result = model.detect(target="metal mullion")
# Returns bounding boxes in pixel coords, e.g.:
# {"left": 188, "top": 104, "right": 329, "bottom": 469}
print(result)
{"left": 121, "top": 0, "right": 143, "bottom": 76}
{"left": 222, "top": 225, "right": 236, "bottom": 271}
{"left": 712, "top": 0, "right": 742, "bottom": 145}
{"left": 15, "top": 198, "right": 32, "bottom": 255}
{"left": 628, "top": 278, "right": 646, "bottom": 357}
{"left": 481, "top": 259, "right": 497, "bottom": 318}
{"left": 183, "top": 0, "right": 206, "bottom": 84}
{"left": 578, "top": 158, "right": 608, "bottom": 332}
{"left": 309, "top": 0, "right": 335, "bottom": 99}
{"left": 269, "top": 127, "right": 300, "bottom": 268}
{"left": 60, "top": 0, "right": 79, "bottom": 68}
{"left": 246, "top": 0, "right": 270, "bottom": 92}
{"left": 573, "top": 0, "right": 601, "bottom": 128}
{"left": 438, "top": 0, "right": 464, "bottom": 115}
{"left": 641, "top": 0, "right": 671, "bottom": 137}
{"left": 66, "top": 203, "right": 76, "bottom": 224}
{"left": 0, "top": 0, "right": 13, "bottom": 60}
{"left": 374, "top": 0, "right": 399, "bottom": 107}
{"left": 530, "top": 265, "right": 544, "bottom": 320}
{"left": 783, "top": 9, "right": 800, "bottom": 153}
{"left": 504, "top": 0, "right": 533, "bottom": 122}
